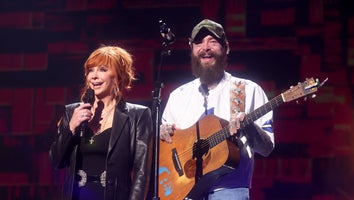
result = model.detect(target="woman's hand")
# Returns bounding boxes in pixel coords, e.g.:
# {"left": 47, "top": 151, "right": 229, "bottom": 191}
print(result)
{"left": 69, "top": 103, "right": 93, "bottom": 134}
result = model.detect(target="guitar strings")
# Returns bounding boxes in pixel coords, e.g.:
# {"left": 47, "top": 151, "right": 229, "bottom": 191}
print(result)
{"left": 174, "top": 125, "right": 232, "bottom": 161}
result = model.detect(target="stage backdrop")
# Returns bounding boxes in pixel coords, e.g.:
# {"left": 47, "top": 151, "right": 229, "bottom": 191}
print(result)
{"left": 0, "top": 0, "right": 353, "bottom": 199}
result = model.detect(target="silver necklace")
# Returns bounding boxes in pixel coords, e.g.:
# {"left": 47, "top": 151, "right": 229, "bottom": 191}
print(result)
{"left": 89, "top": 107, "right": 114, "bottom": 144}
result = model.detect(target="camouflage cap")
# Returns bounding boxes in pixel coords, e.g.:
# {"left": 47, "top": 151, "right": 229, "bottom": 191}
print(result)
{"left": 189, "top": 19, "right": 227, "bottom": 45}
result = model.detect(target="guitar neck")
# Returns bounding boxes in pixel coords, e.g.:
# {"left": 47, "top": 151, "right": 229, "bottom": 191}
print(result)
{"left": 207, "top": 94, "right": 284, "bottom": 148}
{"left": 204, "top": 77, "right": 323, "bottom": 151}
{"left": 241, "top": 94, "right": 283, "bottom": 128}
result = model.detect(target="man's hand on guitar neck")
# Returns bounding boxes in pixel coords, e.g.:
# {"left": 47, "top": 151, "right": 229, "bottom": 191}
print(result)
{"left": 160, "top": 124, "right": 177, "bottom": 143}
{"left": 229, "top": 112, "right": 246, "bottom": 136}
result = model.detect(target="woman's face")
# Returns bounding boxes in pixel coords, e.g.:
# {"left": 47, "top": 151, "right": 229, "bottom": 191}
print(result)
{"left": 86, "top": 65, "right": 116, "bottom": 100}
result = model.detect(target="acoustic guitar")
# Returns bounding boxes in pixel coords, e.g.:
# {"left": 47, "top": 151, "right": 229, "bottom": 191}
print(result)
{"left": 158, "top": 77, "right": 327, "bottom": 200}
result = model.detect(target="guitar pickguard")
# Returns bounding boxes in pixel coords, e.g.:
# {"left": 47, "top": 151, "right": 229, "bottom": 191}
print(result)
{"left": 184, "top": 139, "right": 212, "bottom": 178}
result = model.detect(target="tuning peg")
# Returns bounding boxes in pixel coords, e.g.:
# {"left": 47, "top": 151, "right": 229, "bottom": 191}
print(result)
{"left": 296, "top": 100, "right": 299, "bottom": 104}
{"left": 304, "top": 97, "right": 307, "bottom": 101}
{"left": 311, "top": 94, "right": 316, "bottom": 98}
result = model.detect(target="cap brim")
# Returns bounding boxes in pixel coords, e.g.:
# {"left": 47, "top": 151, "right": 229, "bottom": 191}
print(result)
{"left": 191, "top": 27, "right": 221, "bottom": 43}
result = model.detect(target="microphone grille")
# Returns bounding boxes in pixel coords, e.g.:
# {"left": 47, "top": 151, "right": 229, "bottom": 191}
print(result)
{"left": 83, "top": 88, "right": 95, "bottom": 105}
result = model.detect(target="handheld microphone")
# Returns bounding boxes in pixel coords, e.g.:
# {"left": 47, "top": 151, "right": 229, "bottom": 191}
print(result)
{"left": 159, "top": 20, "right": 175, "bottom": 45}
{"left": 79, "top": 88, "right": 95, "bottom": 137}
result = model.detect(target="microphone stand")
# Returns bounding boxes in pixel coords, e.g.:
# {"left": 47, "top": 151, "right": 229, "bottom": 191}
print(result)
{"left": 150, "top": 21, "right": 174, "bottom": 200}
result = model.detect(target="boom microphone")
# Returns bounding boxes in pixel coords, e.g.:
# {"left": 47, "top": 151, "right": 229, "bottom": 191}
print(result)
{"left": 79, "top": 88, "right": 95, "bottom": 137}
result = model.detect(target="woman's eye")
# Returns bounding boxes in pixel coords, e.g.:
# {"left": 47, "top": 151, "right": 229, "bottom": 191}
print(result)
{"left": 100, "top": 67, "right": 108, "bottom": 72}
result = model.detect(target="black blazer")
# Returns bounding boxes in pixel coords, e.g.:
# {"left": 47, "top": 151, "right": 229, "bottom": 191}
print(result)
{"left": 49, "top": 100, "right": 153, "bottom": 200}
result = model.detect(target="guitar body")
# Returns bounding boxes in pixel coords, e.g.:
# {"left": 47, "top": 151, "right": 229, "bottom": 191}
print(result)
{"left": 158, "top": 115, "right": 240, "bottom": 200}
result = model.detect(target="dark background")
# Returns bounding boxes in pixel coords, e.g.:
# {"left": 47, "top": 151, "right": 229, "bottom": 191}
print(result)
{"left": 0, "top": 0, "right": 353, "bottom": 199}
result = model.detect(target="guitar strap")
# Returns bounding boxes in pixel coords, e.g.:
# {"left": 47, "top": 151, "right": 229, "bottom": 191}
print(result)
{"left": 230, "top": 77, "right": 245, "bottom": 115}
{"left": 185, "top": 77, "right": 245, "bottom": 200}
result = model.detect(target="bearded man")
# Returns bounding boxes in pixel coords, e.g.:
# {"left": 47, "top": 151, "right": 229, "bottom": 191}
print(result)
{"left": 159, "top": 19, "right": 274, "bottom": 200}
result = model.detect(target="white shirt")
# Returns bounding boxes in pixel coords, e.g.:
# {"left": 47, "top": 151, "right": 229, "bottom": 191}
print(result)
{"left": 161, "top": 71, "right": 274, "bottom": 189}
{"left": 162, "top": 72, "right": 272, "bottom": 131}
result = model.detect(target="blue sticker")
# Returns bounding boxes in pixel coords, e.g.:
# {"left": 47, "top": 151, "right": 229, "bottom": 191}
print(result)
{"left": 159, "top": 166, "right": 173, "bottom": 196}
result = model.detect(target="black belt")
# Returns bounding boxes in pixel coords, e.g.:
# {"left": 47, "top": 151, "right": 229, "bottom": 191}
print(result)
{"left": 75, "top": 170, "right": 106, "bottom": 187}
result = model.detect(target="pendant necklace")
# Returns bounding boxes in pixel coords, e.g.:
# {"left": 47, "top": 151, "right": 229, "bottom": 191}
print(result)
{"left": 89, "top": 106, "right": 114, "bottom": 144}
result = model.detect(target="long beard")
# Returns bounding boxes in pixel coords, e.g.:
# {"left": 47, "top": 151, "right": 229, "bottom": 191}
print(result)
{"left": 191, "top": 50, "right": 227, "bottom": 85}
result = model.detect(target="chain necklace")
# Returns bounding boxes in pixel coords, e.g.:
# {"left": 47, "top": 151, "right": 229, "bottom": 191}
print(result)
{"left": 89, "top": 106, "right": 114, "bottom": 144}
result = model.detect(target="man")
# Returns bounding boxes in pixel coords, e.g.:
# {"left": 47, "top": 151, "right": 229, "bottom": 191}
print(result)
{"left": 160, "top": 19, "right": 274, "bottom": 200}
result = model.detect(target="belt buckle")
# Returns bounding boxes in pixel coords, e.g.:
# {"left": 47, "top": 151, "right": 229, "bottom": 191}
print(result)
{"left": 77, "top": 170, "right": 87, "bottom": 187}
{"left": 76, "top": 170, "right": 106, "bottom": 187}
{"left": 100, "top": 171, "right": 106, "bottom": 187}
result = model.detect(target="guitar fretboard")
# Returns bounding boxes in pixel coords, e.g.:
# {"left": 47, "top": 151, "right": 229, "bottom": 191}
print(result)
{"left": 241, "top": 94, "right": 283, "bottom": 128}
{"left": 207, "top": 127, "right": 230, "bottom": 148}
{"left": 206, "top": 94, "right": 284, "bottom": 148}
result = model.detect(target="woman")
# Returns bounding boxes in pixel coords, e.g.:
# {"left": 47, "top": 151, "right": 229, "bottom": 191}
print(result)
{"left": 49, "top": 45, "right": 153, "bottom": 200}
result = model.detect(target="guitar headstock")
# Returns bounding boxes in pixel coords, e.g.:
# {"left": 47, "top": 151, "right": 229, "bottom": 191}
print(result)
{"left": 281, "top": 77, "right": 327, "bottom": 103}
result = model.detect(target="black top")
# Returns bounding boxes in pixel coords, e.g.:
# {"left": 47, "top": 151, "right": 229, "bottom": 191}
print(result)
{"left": 49, "top": 101, "right": 153, "bottom": 200}
{"left": 73, "top": 128, "right": 111, "bottom": 200}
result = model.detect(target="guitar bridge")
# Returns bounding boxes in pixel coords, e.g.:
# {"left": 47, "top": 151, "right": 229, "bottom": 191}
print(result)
{"left": 172, "top": 148, "right": 184, "bottom": 176}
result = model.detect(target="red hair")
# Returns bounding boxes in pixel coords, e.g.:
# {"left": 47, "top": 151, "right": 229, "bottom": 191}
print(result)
{"left": 80, "top": 45, "right": 136, "bottom": 102}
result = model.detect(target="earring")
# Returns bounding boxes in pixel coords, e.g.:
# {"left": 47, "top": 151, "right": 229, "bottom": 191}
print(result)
{"left": 114, "top": 87, "right": 120, "bottom": 96}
